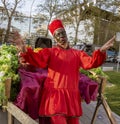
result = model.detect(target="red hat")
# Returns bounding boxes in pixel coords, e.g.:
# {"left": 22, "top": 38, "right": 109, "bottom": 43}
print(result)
{"left": 48, "top": 19, "right": 64, "bottom": 35}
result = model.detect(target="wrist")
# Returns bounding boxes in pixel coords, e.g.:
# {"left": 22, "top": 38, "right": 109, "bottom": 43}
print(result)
{"left": 100, "top": 48, "right": 106, "bottom": 53}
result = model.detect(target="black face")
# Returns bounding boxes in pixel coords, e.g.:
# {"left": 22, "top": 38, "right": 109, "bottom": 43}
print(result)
{"left": 53, "top": 28, "right": 68, "bottom": 45}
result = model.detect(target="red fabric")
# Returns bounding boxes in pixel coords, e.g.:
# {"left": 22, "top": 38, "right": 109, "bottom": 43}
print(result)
{"left": 48, "top": 19, "right": 64, "bottom": 35}
{"left": 21, "top": 47, "right": 106, "bottom": 117}
{"left": 51, "top": 116, "right": 79, "bottom": 124}
{"left": 14, "top": 68, "right": 98, "bottom": 121}
{"left": 51, "top": 116, "right": 67, "bottom": 124}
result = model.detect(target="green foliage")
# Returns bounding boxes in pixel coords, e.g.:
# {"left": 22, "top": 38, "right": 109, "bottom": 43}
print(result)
{"left": 80, "top": 67, "right": 108, "bottom": 80}
{"left": 0, "top": 44, "right": 20, "bottom": 106}
{"left": 104, "top": 71, "right": 120, "bottom": 115}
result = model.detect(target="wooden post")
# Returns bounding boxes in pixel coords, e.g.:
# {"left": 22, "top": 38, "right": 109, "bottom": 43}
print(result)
{"left": 2, "top": 78, "right": 12, "bottom": 108}
{"left": 8, "top": 112, "right": 14, "bottom": 124}
{"left": 91, "top": 77, "right": 118, "bottom": 124}
{"left": 102, "top": 96, "right": 117, "bottom": 124}
{"left": 5, "top": 78, "right": 12, "bottom": 99}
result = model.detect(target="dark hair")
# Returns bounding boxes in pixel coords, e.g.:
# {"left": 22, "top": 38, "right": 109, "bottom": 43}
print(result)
{"left": 35, "top": 37, "right": 52, "bottom": 48}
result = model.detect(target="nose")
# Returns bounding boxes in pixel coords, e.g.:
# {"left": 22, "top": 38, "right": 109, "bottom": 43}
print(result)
{"left": 59, "top": 33, "right": 64, "bottom": 37}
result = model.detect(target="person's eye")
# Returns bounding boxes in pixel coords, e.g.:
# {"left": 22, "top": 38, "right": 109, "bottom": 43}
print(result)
{"left": 56, "top": 33, "right": 60, "bottom": 37}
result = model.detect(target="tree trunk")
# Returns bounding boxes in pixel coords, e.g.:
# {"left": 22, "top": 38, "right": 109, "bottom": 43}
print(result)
{"left": 4, "top": 17, "right": 12, "bottom": 43}
{"left": 74, "top": 23, "right": 79, "bottom": 45}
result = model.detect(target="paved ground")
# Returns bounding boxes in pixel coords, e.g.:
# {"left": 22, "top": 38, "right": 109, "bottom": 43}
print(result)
{"left": 102, "top": 62, "right": 120, "bottom": 71}
{"left": 80, "top": 101, "right": 120, "bottom": 124}
{"left": 0, "top": 109, "right": 21, "bottom": 124}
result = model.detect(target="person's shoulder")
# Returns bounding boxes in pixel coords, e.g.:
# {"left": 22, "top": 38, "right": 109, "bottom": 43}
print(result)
{"left": 42, "top": 47, "right": 58, "bottom": 53}
{"left": 51, "top": 46, "right": 60, "bottom": 50}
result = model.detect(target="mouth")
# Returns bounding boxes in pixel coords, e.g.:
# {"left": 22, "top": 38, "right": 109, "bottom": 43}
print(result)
{"left": 59, "top": 39, "right": 66, "bottom": 44}
{"left": 61, "top": 37, "right": 66, "bottom": 41}
{"left": 56, "top": 36, "right": 67, "bottom": 45}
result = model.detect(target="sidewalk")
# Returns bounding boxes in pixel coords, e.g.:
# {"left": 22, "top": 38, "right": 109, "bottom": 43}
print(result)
{"left": 102, "top": 62, "right": 120, "bottom": 72}
{"left": 80, "top": 101, "right": 120, "bottom": 124}
{"left": 0, "top": 109, "right": 20, "bottom": 124}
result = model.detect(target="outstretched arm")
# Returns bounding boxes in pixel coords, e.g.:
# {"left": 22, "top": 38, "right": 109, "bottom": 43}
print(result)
{"left": 100, "top": 36, "right": 115, "bottom": 52}
{"left": 79, "top": 36, "right": 115, "bottom": 69}
{"left": 9, "top": 31, "right": 28, "bottom": 68}
{"left": 9, "top": 31, "right": 26, "bottom": 53}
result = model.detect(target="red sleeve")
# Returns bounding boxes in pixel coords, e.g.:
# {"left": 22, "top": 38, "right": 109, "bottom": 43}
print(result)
{"left": 21, "top": 47, "right": 51, "bottom": 68}
{"left": 79, "top": 49, "right": 106, "bottom": 69}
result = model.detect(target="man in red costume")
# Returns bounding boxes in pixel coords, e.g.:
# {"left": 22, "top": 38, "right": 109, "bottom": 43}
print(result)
{"left": 11, "top": 19, "right": 115, "bottom": 124}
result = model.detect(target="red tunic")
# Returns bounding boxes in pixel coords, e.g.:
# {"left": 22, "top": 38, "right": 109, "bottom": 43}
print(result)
{"left": 22, "top": 47, "right": 106, "bottom": 117}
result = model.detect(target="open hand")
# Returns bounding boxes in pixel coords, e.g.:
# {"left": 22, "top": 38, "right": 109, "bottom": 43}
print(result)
{"left": 100, "top": 36, "right": 115, "bottom": 52}
{"left": 9, "top": 31, "right": 26, "bottom": 52}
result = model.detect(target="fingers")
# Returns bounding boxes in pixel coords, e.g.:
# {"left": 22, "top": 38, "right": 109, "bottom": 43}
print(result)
{"left": 108, "top": 35, "right": 115, "bottom": 44}
{"left": 100, "top": 36, "right": 115, "bottom": 52}
{"left": 18, "top": 56, "right": 30, "bottom": 68}
{"left": 8, "top": 31, "right": 23, "bottom": 43}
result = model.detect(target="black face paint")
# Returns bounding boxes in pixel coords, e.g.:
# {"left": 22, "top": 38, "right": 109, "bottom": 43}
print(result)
{"left": 54, "top": 28, "right": 68, "bottom": 44}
